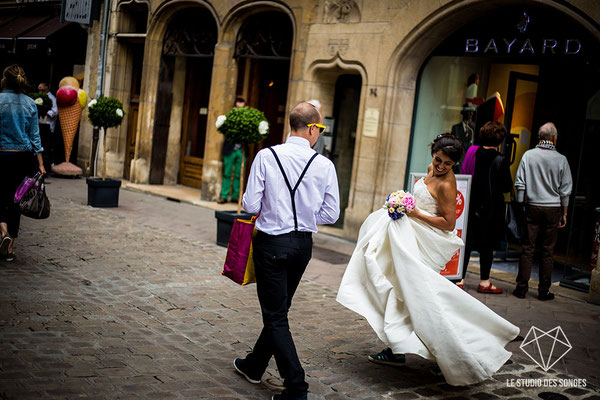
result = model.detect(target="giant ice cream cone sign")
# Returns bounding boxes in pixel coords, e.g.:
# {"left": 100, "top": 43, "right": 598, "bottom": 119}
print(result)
{"left": 58, "top": 101, "right": 82, "bottom": 162}
{"left": 51, "top": 78, "right": 85, "bottom": 176}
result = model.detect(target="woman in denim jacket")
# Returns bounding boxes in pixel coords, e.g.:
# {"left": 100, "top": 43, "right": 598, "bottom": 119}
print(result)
{"left": 0, "top": 65, "right": 45, "bottom": 261}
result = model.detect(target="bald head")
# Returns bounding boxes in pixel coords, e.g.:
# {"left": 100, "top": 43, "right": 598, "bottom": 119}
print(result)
{"left": 289, "top": 102, "right": 321, "bottom": 134}
{"left": 539, "top": 122, "right": 558, "bottom": 141}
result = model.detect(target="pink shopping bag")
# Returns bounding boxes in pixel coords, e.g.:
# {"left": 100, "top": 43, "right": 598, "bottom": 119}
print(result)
{"left": 14, "top": 171, "right": 41, "bottom": 203}
{"left": 222, "top": 216, "right": 256, "bottom": 286}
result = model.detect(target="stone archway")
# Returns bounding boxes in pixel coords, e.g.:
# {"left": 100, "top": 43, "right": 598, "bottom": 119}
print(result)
{"left": 129, "top": 0, "right": 219, "bottom": 184}
{"left": 200, "top": 2, "right": 297, "bottom": 200}
{"left": 376, "top": 0, "right": 600, "bottom": 207}
{"left": 307, "top": 56, "right": 367, "bottom": 235}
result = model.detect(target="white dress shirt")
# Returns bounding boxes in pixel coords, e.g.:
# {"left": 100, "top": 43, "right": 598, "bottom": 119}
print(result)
{"left": 242, "top": 136, "right": 340, "bottom": 235}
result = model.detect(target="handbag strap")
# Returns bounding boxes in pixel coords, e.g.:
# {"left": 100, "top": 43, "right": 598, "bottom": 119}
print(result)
{"left": 268, "top": 147, "right": 319, "bottom": 231}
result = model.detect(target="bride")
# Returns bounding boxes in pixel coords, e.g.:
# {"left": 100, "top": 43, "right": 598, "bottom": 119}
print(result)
{"left": 336, "top": 134, "right": 519, "bottom": 386}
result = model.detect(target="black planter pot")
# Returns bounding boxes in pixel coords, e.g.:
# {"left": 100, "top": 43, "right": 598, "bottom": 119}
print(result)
{"left": 86, "top": 178, "right": 121, "bottom": 207}
{"left": 215, "top": 210, "right": 256, "bottom": 247}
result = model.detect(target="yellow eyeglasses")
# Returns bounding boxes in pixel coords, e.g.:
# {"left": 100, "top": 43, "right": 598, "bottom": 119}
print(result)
{"left": 307, "top": 123, "right": 326, "bottom": 134}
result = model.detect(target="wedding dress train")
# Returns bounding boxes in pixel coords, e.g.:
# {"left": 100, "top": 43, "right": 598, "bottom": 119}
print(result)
{"left": 336, "top": 178, "right": 519, "bottom": 386}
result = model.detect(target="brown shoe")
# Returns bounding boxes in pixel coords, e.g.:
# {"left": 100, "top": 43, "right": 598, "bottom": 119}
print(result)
{"left": 216, "top": 198, "right": 227, "bottom": 204}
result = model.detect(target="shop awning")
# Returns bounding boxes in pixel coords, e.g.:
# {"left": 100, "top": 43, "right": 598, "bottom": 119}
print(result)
{"left": 0, "top": 15, "right": 72, "bottom": 54}
{"left": 0, "top": 15, "right": 51, "bottom": 40}
{"left": 18, "top": 16, "right": 73, "bottom": 40}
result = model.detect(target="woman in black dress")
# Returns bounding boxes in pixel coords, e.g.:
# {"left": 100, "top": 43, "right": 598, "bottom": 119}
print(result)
{"left": 456, "top": 121, "right": 513, "bottom": 293}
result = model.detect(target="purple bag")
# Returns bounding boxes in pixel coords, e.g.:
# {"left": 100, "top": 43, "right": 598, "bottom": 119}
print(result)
{"left": 222, "top": 217, "right": 256, "bottom": 286}
{"left": 14, "top": 172, "right": 42, "bottom": 203}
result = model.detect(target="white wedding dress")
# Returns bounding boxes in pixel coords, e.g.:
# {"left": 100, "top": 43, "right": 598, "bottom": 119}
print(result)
{"left": 337, "top": 178, "right": 520, "bottom": 386}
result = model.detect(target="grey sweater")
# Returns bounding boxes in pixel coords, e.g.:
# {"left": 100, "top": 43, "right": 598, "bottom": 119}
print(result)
{"left": 515, "top": 147, "right": 572, "bottom": 207}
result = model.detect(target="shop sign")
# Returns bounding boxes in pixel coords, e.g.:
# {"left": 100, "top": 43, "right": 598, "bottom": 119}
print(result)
{"left": 61, "top": 0, "right": 94, "bottom": 25}
{"left": 363, "top": 108, "right": 379, "bottom": 138}
{"left": 464, "top": 38, "right": 582, "bottom": 55}
{"left": 464, "top": 11, "right": 582, "bottom": 56}
{"left": 409, "top": 173, "right": 472, "bottom": 280}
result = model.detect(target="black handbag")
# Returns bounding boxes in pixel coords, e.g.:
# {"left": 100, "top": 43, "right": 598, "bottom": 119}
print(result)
{"left": 18, "top": 173, "right": 50, "bottom": 219}
{"left": 505, "top": 190, "right": 526, "bottom": 244}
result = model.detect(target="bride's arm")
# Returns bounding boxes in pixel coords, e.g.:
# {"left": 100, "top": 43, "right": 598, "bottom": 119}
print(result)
{"left": 407, "top": 181, "right": 457, "bottom": 231}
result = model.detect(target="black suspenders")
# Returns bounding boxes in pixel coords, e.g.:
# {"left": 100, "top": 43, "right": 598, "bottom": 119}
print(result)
{"left": 268, "top": 147, "right": 319, "bottom": 231}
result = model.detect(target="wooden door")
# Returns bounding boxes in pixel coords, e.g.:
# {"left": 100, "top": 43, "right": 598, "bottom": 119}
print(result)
{"left": 124, "top": 44, "right": 144, "bottom": 180}
{"left": 178, "top": 57, "right": 212, "bottom": 188}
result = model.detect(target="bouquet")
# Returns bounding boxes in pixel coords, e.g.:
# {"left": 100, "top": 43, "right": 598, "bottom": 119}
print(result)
{"left": 384, "top": 190, "right": 415, "bottom": 220}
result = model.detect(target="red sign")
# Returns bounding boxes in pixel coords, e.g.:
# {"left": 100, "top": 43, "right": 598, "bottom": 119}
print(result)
{"left": 456, "top": 191, "right": 465, "bottom": 220}
{"left": 441, "top": 229, "right": 462, "bottom": 276}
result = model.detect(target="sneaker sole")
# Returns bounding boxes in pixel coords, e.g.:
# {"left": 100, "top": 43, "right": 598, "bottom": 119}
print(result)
{"left": 367, "top": 355, "right": 406, "bottom": 367}
{"left": 0, "top": 237, "right": 10, "bottom": 257}
{"left": 233, "top": 359, "right": 261, "bottom": 384}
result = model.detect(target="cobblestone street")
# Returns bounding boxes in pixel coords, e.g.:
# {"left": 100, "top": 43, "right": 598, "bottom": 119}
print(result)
{"left": 0, "top": 178, "right": 599, "bottom": 399}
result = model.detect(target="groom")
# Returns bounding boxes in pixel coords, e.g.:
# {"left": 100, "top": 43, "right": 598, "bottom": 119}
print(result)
{"left": 234, "top": 102, "right": 340, "bottom": 400}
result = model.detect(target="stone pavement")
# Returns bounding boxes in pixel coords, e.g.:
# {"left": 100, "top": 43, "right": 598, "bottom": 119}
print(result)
{"left": 0, "top": 177, "right": 599, "bottom": 399}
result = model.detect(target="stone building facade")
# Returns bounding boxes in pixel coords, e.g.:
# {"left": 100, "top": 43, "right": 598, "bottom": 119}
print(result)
{"left": 76, "top": 0, "right": 600, "bottom": 250}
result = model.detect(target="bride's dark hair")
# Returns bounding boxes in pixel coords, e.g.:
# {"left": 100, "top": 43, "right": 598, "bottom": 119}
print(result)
{"left": 430, "top": 133, "right": 464, "bottom": 163}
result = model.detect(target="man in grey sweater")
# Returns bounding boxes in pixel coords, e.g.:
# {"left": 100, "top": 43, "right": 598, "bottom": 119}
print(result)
{"left": 513, "top": 122, "right": 572, "bottom": 301}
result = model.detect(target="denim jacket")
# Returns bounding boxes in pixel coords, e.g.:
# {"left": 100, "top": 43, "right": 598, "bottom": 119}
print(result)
{"left": 0, "top": 89, "right": 43, "bottom": 153}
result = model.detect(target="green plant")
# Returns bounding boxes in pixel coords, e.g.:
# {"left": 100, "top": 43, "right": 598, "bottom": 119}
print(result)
{"left": 87, "top": 96, "right": 125, "bottom": 180}
{"left": 216, "top": 106, "right": 269, "bottom": 144}
{"left": 87, "top": 96, "right": 125, "bottom": 129}
{"left": 27, "top": 92, "right": 52, "bottom": 117}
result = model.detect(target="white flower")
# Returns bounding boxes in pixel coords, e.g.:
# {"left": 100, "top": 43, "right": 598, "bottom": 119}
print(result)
{"left": 258, "top": 120, "right": 269, "bottom": 135}
{"left": 88, "top": 99, "right": 97, "bottom": 108}
{"left": 34, "top": 97, "right": 43, "bottom": 105}
{"left": 116, "top": 108, "right": 124, "bottom": 117}
{"left": 216, "top": 115, "right": 226, "bottom": 128}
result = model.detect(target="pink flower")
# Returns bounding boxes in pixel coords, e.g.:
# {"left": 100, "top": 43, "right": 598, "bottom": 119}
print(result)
{"left": 401, "top": 194, "right": 415, "bottom": 210}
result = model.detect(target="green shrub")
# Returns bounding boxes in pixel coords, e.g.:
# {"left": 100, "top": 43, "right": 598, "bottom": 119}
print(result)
{"left": 216, "top": 106, "right": 269, "bottom": 144}
{"left": 87, "top": 96, "right": 125, "bottom": 128}
{"left": 27, "top": 92, "right": 53, "bottom": 117}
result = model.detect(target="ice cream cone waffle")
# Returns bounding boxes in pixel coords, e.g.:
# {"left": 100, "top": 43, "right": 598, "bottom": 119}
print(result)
{"left": 58, "top": 103, "right": 83, "bottom": 162}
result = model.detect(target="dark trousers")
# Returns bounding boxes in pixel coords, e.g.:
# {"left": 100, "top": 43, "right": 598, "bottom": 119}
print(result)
{"left": 461, "top": 245, "right": 494, "bottom": 281}
{"left": 516, "top": 205, "right": 562, "bottom": 295}
{"left": 0, "top": 152, "right": 36, "bottom": 238}
{"left": 245, "top": 230, "right": 312, "bottom": 396}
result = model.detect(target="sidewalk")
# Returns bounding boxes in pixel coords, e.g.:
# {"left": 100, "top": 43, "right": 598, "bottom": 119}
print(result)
{"left": 0, "top": 176, "right": 598, "bottom": 399}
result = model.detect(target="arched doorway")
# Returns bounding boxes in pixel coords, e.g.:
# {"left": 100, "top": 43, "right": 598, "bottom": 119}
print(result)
{"left": 149, "top": 7, "right": 217, "bottom": 186}
{"left": 234, "top": 11, "right": 293, "bottom": 149}
{"left": 405, "top": 4, "right": 600, "bottom": 290}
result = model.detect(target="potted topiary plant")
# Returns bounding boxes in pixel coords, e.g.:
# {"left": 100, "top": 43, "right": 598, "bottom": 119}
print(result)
{"left": 86, "top": 96, "right": 125, "bottom": 207}
{"left": 214, "top": 106, "right": 269, "bottom": 246}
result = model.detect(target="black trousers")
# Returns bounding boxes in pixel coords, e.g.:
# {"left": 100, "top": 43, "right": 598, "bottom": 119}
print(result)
{"left": 461, "top": 245, "right": 494, "bottom": 281}
{"left": 0, "top": 151, "right": 36, "bottom": 238}
{"left": 245, "top": 230, "right": 312, "bottom": 396}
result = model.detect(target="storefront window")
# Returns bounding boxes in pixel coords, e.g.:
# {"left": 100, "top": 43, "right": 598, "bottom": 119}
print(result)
{"left": 408, "top": 56, "right": 490, "bottom": 176}
{"left": 408, "top": 7, "right": 600, "bottom": 291}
